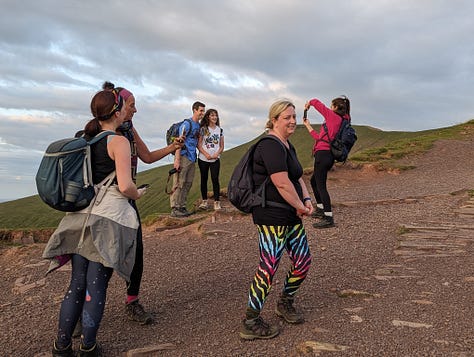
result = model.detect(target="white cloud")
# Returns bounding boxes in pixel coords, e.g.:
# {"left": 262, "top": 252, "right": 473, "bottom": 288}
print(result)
{"left": 0, "top": 0, "right": 473, "bottom": 200}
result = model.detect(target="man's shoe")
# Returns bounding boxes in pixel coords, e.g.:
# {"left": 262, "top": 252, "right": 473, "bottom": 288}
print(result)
{"left": 77, "top": 342, "right": 102, "bottom": 357}
{"left": 275, "top": 294, "right": 304, "bottom": 324}
{"left": 213, "top": 201, "right": 222, "bottom": 210}
{"left": 313, "top": 215, "right": 335, "bottom": 228}
{"left": 311, "top": 208, "right": 325, "bottom": 219}
{"left": 52, "top": 341, "right": 74, "bottom": 357}
{"left": 126, "top": 300, "right": 153, "bottom": 325}
{"left": 170, "top": 208, "right": 186, "bottom": 218}
{"left": 179, "top": 207, "right": 192, "bottom": 216}
{"left": 199, "top": 200, "right": 208, "bottom": 210}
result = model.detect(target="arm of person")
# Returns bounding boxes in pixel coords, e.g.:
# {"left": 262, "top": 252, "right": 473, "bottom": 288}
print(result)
{"left": 216, "top": 135, "right": 224, "bottom": 157}
{"left": 107, "top": 135, "right": 143, "bottom": 200}
{"left": 270, "top": 171, "right": 310, "bottom": 217}
{"left": 133, "top": 128, "right": 183, "bottom": 163}
{"left": 197, "top": 132, "right": 211, "bottom": 160}
{"left": 299, "top": 177, "right": 314, "bottom": 215}
{"left": 309, "top": 98, "right": 333, "bottom": 119}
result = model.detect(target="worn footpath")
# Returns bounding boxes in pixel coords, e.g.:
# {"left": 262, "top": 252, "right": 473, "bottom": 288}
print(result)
{"left": 1, "top": 137, "right": 473, "bottom": 356}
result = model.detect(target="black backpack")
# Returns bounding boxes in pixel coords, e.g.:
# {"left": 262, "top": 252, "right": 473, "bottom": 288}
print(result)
{"left": 35, "top": 131, "right": 115, "bottom": 212}
{"left": 322, "top": 117, "right": 357, "bottom": 162}
{"left": 227, "top": 135, "right": 293, "bottom": 213}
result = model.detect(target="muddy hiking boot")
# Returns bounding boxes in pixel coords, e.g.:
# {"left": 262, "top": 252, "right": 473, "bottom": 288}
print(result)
{"left": 313, "top": 215, "right": 335, "bottom": 228}
{"left": 275, "top": 294, "right": 304, "bottom": 324}
{"left": 126, "top": 300, "right": 153, "bottom": 325}
{"left": 239, "top": 316, "right": 280, "bottom": 340}
{"left": 52, "top": 341, "right": 74, "bottom": 357}
{"left": 77, "top": 342, "right": 103, "bottom": 357}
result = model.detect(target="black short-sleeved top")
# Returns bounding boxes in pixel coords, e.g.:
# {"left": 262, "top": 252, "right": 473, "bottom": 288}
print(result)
{"left": 251, "top": 136, "right": 304, "bottom": 226}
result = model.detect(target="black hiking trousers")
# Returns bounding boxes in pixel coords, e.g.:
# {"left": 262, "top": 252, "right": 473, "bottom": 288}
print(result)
{"left": 310, "top": 150, "right": 335, "bottom": 213}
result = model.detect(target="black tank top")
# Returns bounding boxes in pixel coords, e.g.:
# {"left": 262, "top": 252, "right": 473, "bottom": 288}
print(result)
{"left": 90, "top": 134, "right": 115, "bottom": 183}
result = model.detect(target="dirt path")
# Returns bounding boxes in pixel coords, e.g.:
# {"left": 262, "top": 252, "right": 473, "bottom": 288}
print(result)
{"left": 1, "top": 137, "right": 474, "bottom": 356}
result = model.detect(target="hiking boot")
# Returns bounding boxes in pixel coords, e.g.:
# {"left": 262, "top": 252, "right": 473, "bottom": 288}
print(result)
{"left": 239, "top": 316, "right": 280, "bottom": 340}
{"left": 275, "top": 294, "right": 304, "bottom": 324}
{"left": 52, "top": 341, "right": 74, "bottom": 357}
{"left": 313, "top": 215, "right": 334, "bottom": 228}
{"left": 77, "top": 342, "right": 102, "bottom": 357}
{"left": 170, "top": 207, "right": 187, "bottom": 218}
{"left": 126, "top": 300, "right": 153, "bottom": 325}
{"left": 213, "top": 201, "right": 222, "bottom": 210}
{"left": 199, "top": 200, "right": 208, "bottom": 210}
{"left": 311, "top": 207, "right": 325, "bottom": 219}
{"left": 72, "top": 319, "right": 82, "bottom": 338}
{"left": 179, "top": 207, "right": 192, "bottom": 216}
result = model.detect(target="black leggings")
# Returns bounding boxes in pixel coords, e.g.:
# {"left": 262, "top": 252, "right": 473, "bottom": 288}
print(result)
{"left": 310, "top": 150, "right": 335, "bottom": 212}
{"left": 127, "top": 200, "right": 143, "bottom": 297}
{"left": 198, "top": 158, "right": 221, "bottom": 201}
{"left": 57, "top": 254, "right": 113, "bottom": 349}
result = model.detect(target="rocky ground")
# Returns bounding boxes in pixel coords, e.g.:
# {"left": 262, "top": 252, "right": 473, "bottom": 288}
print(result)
{"left": 1, "top": 136, "right": 474, "bottom": 357}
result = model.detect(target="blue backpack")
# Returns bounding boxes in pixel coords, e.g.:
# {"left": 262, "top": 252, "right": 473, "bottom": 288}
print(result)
{"left": 322, "top": 117, "right": 357, "bottom": 162}
{"left": 165, "top": 118, "right": 192, "bottom": 153}
{"left": 35, "top": 131, "right": 115, "bottom": 212}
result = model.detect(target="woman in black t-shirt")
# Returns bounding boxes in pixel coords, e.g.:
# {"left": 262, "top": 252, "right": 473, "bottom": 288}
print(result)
{"left": 239, "top": 99, "right": 314, "bottom": 341}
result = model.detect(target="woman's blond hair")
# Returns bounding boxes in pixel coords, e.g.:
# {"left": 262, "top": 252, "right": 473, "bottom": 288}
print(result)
{"left": 265, "top": 99, "right": 295, "bottom": 130}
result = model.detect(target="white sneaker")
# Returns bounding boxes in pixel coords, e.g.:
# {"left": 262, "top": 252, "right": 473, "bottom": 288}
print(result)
{"left": 199, "top": 200, "right": 208, "bottom": 210}
{"left": 214, "top": 201, "right": 222, "bottom": 210}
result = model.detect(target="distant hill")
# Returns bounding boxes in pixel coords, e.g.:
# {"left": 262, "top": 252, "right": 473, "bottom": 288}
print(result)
{"left": 0, "top": 120, "right": 473, "bottom": 230}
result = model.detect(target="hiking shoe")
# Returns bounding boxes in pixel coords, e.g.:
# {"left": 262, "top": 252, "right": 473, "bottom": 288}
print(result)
{"left": 311, "top": 208, "right": 325, "bottom": 219}
{"left": 199, "top": 200, "right": 209, "bottom": 210}
{"left": 72, "top": 319, "right": 82, "bottom": 338}
{"left": 126, "top": 300, "right": 153, "bottom": 325}
{"left": 275, "top": 295, "right": 304, "bottom": 324}
{"left": 170, "top": 208, "right": 187, "bottom": 218}
{"left": 179, "top": 207, "right": 192, "bottom": 216}
{"left": 313, "top": 215, "right": 334, "bottom": 228}
{"left": 239, "top": 317, "right": 279, "bottom": 340}
{"left": 52, "top": 341, "right": 74, "bottom": 357}
{"left": 213, "top": 201, "right": 222, "bottom": 210}
{"left": 77, "top": 342, "right": 102, "bottom": 357}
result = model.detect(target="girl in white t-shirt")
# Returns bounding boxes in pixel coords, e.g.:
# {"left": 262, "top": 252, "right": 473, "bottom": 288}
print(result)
{"left": 197, "top": 109, "right": 224, "bottom": 210}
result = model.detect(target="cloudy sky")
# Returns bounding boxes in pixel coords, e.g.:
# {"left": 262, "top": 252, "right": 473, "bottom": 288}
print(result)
{"left": 1, "top": 0, "right": 473, "bottom": 201}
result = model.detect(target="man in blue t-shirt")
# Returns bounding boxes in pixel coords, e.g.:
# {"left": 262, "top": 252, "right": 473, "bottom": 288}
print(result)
{"left": 170, "top": 101, "right": 205, "bottom": 217}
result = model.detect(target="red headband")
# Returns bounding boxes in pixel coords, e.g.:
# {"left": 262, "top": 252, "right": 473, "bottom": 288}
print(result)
{"left": 119, "top": 88, "right": 133, "bottom": 101}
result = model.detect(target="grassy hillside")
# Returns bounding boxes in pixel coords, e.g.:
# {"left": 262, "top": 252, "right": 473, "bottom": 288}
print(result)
{"left": 1, "top": 120, "right": 473, "bottom": 230}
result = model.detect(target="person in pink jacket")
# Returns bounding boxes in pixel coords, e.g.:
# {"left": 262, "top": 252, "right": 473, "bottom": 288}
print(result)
{"left": 302, "top": 96, "right": 351, "bottom": 228}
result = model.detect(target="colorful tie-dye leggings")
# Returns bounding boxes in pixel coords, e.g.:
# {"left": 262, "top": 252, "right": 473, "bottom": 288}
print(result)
{"left": 247, "top": 224, "right": 312, "bottom": 312}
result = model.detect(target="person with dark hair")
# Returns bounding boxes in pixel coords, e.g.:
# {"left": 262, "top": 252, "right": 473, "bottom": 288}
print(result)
{"left": 101, "top": 81, "right": 184, "bottom": 324}
{"left": 45, "top": 89, "right": 146, "bottom": 356}
{"left": 302, "top": 95, "right": 351, "bottom": 228}
{"left": 169, "top": 101, "right": 205, "bottom": 217}
{"left": 197, "top": 108, "right": 224, "bottom": 210}
{"left": 239, "top": 99, "right": 313, "bottom": 340}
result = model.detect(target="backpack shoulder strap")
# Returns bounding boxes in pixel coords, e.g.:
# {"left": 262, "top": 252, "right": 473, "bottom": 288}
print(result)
{"left": 255, "top": 135, "right": 293, "bottom": 211}
{"left": 88, "top": 130, "right": 116, "bottom": 145}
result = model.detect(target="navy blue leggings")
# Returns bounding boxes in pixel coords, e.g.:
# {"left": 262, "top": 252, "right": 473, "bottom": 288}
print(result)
{"left": 56, "top": 254, "right": 113, "bottom": 349}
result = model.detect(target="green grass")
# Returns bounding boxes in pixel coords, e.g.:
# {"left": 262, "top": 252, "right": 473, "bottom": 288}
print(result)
{"left": 1, "top": 120, "right": 473, "bottom": 230}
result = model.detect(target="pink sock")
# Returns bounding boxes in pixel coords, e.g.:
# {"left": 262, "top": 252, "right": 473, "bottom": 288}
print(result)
{"left": 126, "top": 295, "right": 138, "bottom": 304}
